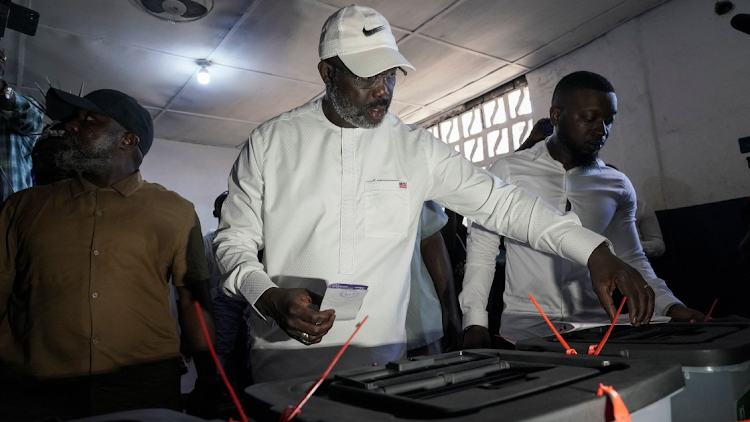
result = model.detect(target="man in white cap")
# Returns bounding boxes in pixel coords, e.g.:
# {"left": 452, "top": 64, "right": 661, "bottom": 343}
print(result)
{"left": 214, "top": 5, "right": 656, "bottom": 383}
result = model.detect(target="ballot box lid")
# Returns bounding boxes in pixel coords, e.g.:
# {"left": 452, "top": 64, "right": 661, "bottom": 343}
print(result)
{"left": 515, "top": 322, "right": 750, "bottom": 367}
{"left": 69, "top": 408, "right": 223, "bottom": 421}
{"left": 244, "top": 349, "right": 683, "bottom": 422}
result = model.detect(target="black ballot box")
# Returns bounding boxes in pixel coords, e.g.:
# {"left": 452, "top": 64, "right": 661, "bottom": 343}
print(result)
{"left": 243, "top": 349, "right": 683, "bottom": 422}
{"left": 516, "top": 322, "right": 750, "bottom": 422}
{"left": 69, "top": 408, "right": 225, "bottom": 421}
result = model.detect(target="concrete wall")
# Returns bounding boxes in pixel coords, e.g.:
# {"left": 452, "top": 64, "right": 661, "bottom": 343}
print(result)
{"left": 525, "top": 0, "right": 750, "bottom": 210}
{"left": 139, "top": 138, "right": 240, "bottom": 234}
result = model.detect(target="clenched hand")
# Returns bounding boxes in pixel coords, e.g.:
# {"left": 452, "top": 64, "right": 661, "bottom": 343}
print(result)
{"left": 256, "top": 287, "right": 335, "bottom": 345}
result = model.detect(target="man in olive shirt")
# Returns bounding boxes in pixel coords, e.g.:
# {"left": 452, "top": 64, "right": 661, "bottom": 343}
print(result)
{"left": 0, "top": 89, "right": 216, "bottom": 420}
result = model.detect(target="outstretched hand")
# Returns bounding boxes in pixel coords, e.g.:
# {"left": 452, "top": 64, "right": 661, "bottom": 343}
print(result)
{"left": 587, "top": 243, "right": 655, "bottom": 326}
{"left": 666, "top": 304, "right": 705, "bottom": 322}
{"left": 256, "top": 287, "right": 335, "bottom": 345}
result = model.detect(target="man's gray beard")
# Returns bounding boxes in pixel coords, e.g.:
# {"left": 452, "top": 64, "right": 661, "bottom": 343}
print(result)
{"left": 56, "top": 132, "right": 119, "bottom": 173}
{"left": 328, "top": 73, "right": 385, "bottom": 129}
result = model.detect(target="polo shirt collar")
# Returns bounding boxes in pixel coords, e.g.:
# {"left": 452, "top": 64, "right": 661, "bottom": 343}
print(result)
{"left": 70, "top": 171, "right": 144, "bottom": 198}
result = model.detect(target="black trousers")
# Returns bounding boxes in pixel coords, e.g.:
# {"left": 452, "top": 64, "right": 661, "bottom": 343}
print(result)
{"left": 0, "top": 358, "right": 183, "bottom": 422}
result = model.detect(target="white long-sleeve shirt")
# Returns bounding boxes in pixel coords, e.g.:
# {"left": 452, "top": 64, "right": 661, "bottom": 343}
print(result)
{"left": 460, "top": 141, "right": 682, "bottom": 342}
{"left": 214, "top": 100, "right": 607, "bottom": 382}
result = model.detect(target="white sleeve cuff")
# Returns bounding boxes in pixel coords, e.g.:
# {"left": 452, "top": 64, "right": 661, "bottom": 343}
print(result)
{"left": 462, "top": 310, "right": 489, "bottom": 330}
{"left": 238, "top": 271, "right": 276, "bottom": 321}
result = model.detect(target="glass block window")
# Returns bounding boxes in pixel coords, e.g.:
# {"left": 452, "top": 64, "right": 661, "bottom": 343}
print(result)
{"left": 428, "top": 86, "right": 535, "bottom": 169}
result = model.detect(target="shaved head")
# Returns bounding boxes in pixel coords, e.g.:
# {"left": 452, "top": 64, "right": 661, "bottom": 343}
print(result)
{"left": 552, "top": 71, "right": 615, "bottom": 109}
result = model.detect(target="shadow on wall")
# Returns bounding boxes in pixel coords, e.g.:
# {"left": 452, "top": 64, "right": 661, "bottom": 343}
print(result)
{"left": 641, "top": 176, "right": 695, "bottom": 210}
{"left": 650, "top": 197, "right": 750, "bottom": 318}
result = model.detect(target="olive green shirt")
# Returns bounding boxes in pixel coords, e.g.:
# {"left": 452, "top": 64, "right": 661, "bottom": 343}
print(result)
{"left": 0, "top": 171, "right": 208, "bottom": 379}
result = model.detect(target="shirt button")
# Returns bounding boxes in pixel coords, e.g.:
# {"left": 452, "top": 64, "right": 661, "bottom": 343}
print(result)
{"left": 92, "top": 292, "right": 98, "bottom": 299}
{"left": 92, "top": 338, "right": 99, "bottom": 345}
{"left": 95, "top": 211, "right": 102, "bottom": 216}
{"left": 93, "top": 250, "right": 99, "bottom": 256}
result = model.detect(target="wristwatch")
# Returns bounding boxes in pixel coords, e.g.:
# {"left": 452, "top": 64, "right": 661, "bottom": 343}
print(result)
{"left": 3, "top": 85, "right": 13, "bottom": 100}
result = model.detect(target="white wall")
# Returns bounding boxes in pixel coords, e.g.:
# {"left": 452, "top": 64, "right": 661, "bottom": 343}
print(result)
{"left": 139, "top": 138, "right": 240, "bottom": 234}
{"left": 524, "top": 0, "right": 750, "bottom": 210}
{"left": 138, "top": 0, "right": 750, "bottom": 215}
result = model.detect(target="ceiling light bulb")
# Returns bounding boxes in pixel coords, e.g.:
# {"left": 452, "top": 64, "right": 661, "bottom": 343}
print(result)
{"left": 197, "top": 66, "right": 210, "bottom": 84}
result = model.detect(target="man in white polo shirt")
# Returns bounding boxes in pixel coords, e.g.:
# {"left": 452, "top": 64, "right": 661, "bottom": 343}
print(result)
{"left": 214, "top": 6, "right": 656, "bottom": 383}
{"left": 460, "top": 71, "right": 704, "bottom": 347}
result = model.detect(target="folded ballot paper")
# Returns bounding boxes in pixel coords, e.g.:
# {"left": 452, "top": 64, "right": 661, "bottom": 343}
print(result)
{"left": 558, "top": 314, "right": 671, "bottom": 333}
{"left": 319, "top": 284, "right": 368, "bottom": 321}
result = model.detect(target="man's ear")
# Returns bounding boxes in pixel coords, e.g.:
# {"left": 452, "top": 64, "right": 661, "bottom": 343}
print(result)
{"left": 549, "top": 106, "right": 562, "bottom": 127}
{"left": 122, "top": 132, "right": 140, "bottom": 150}
{"left": 318, "top": 61, "right": 333, "bottom": 86}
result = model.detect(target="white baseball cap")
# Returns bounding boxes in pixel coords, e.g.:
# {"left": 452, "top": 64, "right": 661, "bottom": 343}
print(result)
{"left": 319, "top": 5, "right": 415, "bottom": 77}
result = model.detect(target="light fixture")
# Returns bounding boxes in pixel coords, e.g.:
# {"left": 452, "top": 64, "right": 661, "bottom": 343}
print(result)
{"left": 197, "top": 60, "right": 211, "bottom": 85}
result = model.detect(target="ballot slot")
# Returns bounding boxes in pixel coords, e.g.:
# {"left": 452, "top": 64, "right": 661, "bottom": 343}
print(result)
{"left": 559, "top": 323, "right": 739, "bottom": 345}
{"left": 327, "top": 351, "right": 604, "bottom": 416}
{"left": 333, "top": 352, "right": 494, "bottom": 389}
{"left": 517, "top": 322, "right": 750, "bottom": 367}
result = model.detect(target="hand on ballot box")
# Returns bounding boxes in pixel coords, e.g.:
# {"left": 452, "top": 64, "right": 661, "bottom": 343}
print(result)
{"left": 587, "top": 243, "right": 655, "bottom": 326}
{"left": 666, "top": 303, "right": 706, "bottom": 322}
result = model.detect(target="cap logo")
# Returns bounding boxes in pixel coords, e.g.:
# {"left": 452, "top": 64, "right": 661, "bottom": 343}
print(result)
{"left": 362, "top": 25, "right": 385, "bottom": 37}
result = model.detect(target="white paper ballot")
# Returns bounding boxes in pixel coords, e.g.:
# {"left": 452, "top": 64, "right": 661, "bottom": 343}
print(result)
{"left": 558, "top": 314, "right": 672, "bottom": 334}
{"left": 319, "top": 283, "right": 368, "bottom": 321}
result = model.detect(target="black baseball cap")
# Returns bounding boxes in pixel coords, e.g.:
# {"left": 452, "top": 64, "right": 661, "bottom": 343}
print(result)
{"left": 45, "top": 88, "right": 154, "bottom": 156}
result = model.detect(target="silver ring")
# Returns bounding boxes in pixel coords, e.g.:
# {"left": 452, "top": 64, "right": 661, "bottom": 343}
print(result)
{"left": 644, "top": 285, "right": 652, "bottom": 289}
{"left": 300, "top": 332, "right": 311, "bottom": 344}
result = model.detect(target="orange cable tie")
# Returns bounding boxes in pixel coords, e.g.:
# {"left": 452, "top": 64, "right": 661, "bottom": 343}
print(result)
{"left": 193, "top": 301, "right": 249, "bottom": 422}
{"left": 280, "top": 315, "right": 369, "bottom": 422}
{"left": 494, "top": 334, "right": 519, "bottom": 342}
{"left": 591, "top": 296, "right": 627, "bottom": 356}
{"left": 704, "top": 298, "right": 718, "bottom": 322}
{"left": 597, "top": 383, "right": 632, "bottom": 422}
{"left": 528, "top": 294, "right": 576, "bottom": 354}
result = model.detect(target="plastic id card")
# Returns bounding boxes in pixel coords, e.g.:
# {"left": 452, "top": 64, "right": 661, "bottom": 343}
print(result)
{"left": 319, "top": 283, "right": 368, "bottom": 321}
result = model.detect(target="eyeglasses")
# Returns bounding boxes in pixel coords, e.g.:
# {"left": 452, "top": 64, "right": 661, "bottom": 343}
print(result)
{"left": 327, "top": 61, "right": 407, "bottom": 89}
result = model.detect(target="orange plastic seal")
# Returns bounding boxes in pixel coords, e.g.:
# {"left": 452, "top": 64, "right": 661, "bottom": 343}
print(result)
{"left": 280, "top": 405, "right": 297, "bottom": 422}
{"left": 597, "top": 383, "right": 631, "bottom": 422}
